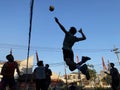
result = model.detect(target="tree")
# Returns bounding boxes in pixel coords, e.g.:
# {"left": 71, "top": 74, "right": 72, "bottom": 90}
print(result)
{"left": 87, "top": 64, "right": 96, "bottom": 80}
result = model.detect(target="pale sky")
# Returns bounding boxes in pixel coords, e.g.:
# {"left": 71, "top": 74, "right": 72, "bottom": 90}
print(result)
{"left": 0, "top": 0, "right": 120, "bottom": 75}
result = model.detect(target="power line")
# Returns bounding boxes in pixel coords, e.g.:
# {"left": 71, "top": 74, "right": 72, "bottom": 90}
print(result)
{"left": 0, "top": 43, "right": 113, "bottom": 53}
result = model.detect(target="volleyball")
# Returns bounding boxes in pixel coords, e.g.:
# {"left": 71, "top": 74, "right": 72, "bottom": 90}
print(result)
{"left": 49, "top": 5, "right": 54, "bottom": 12}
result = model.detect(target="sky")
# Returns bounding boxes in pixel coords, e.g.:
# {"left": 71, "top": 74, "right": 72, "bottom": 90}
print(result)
{"left": 0, "top": 0, "right": 120, "bottom": 76}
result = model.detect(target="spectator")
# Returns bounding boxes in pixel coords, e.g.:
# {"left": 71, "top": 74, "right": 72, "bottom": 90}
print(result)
{"left": 33, "top": 61, "right": 46, "bottom": 90}
{"left": 0, "top": 54, "right": 21, "bottom": 90}
{"left": 105, "top": 62, "right": 120, "bottom": 90}
{"left": 45, "top": 64, "right": 52, "bottom": 90}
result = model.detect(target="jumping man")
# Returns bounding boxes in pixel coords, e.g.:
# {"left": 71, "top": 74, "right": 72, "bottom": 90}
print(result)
{"left": 54, "top": 17, "right": 91, "bottom": 80}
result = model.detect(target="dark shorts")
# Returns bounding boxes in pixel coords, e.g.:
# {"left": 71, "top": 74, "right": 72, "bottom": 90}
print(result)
{"left": 62, "top": 49, "right": 74, "bottom": 62}
{"left": 35, "top": 79, "right": 46, "bottom": 90}
{"left": 62, "top": 48, "right": 77, "bottom": 71}
{"left": 1, "top": 77, "right": 16, "bottom": 89}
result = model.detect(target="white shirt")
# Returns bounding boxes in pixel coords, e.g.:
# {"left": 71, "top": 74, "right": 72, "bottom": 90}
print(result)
{"left": 34, "top": 66, "right": 46, "bottom": 79}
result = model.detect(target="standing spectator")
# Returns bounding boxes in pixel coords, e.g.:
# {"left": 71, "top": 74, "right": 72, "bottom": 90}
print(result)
{"left": 33, "top": 61, "right": 46, "bottom": 90}
{"left": 0, "top": 54, "right": 21, "bottom": 90}
{"left": 105, "top": 62, "right": 120, "bottom": 90}
{"left": 45, "top": 64, "right": 52, "bottom": 90}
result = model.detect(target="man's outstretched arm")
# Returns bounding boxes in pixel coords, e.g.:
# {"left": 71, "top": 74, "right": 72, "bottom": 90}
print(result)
{"left": 54, "top": 17, "right": 67, "bottom": 34}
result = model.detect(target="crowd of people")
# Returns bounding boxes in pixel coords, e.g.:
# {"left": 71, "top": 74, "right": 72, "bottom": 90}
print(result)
{"left": 0, "top": 54, "right": 52, "bottom": 90}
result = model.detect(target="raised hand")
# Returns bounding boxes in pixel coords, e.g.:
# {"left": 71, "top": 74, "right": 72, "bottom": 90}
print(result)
{"left": 54, "top": 17, "right": 59, "bottom": 23}
{"left": 78, "top": 28, "right": 82, "bottom": 33}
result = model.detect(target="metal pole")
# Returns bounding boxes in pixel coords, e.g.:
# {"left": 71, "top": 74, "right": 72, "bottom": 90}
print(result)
{"left": 112, "top": 47, "right": 120, "bottom": 65}
{"left": 26, "top": 0, "right": 34, "bottom": 74}
{"left": 115, "top": 51, "right": 120, "bottom": 64}
{"left": 64, "top": 63, "right": 68, "bottom": 90}
{"left": 24, "top": 0, "right": 34, "bottom": 90}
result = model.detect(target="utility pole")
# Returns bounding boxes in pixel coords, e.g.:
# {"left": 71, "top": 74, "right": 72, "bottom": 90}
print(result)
{"left": 64, "top": 63, "right": 68, "bottom": 90}
{"left": 112, "top": 46, "right": 120, "bottom": 65}
{"left": 76, "top": 55, "right": 83, "bottom": 90}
